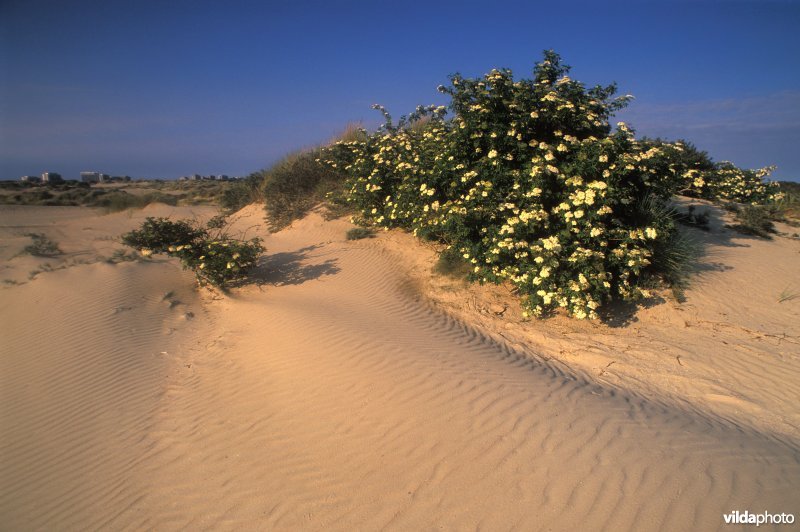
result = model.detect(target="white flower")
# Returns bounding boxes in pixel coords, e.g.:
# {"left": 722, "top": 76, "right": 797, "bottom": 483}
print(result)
{"left": 487, "top": 149, "right": 498, "bottom": 159}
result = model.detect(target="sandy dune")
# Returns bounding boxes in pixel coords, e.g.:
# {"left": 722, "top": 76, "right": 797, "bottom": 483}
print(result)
{"left": 1, "top": 204, "right": 798, "bottom": 530}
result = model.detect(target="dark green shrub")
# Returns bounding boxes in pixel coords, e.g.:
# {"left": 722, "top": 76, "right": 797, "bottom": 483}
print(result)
{"left": 121, "top": 217, "right": 206, "bottom": 252}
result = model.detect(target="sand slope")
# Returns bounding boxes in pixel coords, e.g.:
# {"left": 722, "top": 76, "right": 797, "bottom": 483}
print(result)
{"left": 1, "top": 204, "right": 799, "bottom": 531}
{"left": 380, "top": 198, "right": 800, "bottom": 441}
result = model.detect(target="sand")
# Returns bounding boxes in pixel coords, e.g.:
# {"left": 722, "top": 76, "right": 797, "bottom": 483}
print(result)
{"left": 1, "top": 202, "right": 798, "bottom": 530}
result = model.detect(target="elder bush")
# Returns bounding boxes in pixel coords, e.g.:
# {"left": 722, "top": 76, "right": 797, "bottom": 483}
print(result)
{"left": 122, "top": 216, "right": 263, "bottom": 289}
{"left": 322, "top": 51, "right": 779, "bottom": 319}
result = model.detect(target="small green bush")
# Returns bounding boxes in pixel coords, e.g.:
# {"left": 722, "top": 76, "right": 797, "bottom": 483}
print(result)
{"left": 121, "top": 216, "right": 263, "bottom": 288}
{"left": 220, "top": 173, "right": 264, "bottom": 213}
{"left": 346, "top": 227, "right": 375, "bottom": 240}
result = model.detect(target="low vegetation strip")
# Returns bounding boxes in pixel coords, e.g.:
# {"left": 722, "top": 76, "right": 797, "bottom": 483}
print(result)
{"left": 0, "top": 180, "right": 237, "bottom": 210}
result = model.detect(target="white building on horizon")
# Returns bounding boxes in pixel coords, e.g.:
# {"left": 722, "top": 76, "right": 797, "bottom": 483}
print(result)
{"left": 80, "top": 171, "right": 110, "bottom": 183}
{"left": 41, "top": 172, "right": 63, "bottom": 184}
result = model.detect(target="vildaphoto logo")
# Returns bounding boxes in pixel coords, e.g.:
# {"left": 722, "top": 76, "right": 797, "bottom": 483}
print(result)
{"left": 723, "top": 510, "right": 795, "bottom": 526}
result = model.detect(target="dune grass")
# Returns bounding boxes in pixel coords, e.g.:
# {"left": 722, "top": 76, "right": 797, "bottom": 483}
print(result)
{"left": 0, "top": 180, "right": 239, "bottom": 210}
{"left": 23, "top": 233, "right": 63, "bottom": 257}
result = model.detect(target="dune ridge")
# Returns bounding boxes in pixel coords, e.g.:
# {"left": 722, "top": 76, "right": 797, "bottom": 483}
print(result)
{"left": 1, "top": 204, "right": 798, "bottom": 531}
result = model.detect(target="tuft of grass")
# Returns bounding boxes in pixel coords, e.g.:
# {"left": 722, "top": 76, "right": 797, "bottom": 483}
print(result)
{"left": 219, "top": 173, "right": 264, "bottom": 213}
{"left": 433, "top": 247, "right": 472, "bottom": 279}
{"left": 726, "top": 204, "right": 777, "bottom": 239}
{"left": 333, "top": 122, "right": 368, "bottom": 144}
{"left": 638, "top": 196, "right": 700, "bottom": 303}
{"left": 778, "top": 287, "right": 799, "bottom": 303}
{"left": 346, "top": 227, "right": 375, "bottom": 240}
{"left": 23, "top": 233, "right": 63, "bottom": 257}
{"left": 260, "top": 149, "right": 347, "bottom": 231}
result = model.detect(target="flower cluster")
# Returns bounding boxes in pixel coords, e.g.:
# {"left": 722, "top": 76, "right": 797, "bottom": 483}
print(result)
{"left": 321, "top": 51, "right": 772, "bottom": 319}
{"left": 122, "top": 216, "right": 263, "bottom": 289}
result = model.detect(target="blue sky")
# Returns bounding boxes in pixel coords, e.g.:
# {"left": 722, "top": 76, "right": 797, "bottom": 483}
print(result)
{"left": 1, "top": 0, "right": 799, "bottom": 181}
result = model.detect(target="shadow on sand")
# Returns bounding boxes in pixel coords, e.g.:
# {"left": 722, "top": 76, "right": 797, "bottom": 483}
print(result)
{"left": 597, "top": 200, "right": 772, "bottom": 328}
{"left": 249, "top": 244, "right": 341, "bottom": 287}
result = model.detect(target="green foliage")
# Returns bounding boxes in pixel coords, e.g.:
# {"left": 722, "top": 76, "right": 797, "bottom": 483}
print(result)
{"left": 121, "top": 216, "right": 263, "bottom": 288}
{"left": 0, "top": 180, "right": 240, "bottom": 209}
{"left": 682, "top": 162, "right": 782, "bottom": 204}
{"left": 24, "top": 233, "right": 63, "bottom": 257}
{"left": 433, "top": 246, "right": 472, "bottom": 279}
{"left": 219, "top": 173, "right": 264, "bottom": 213}
{"left": 727, "top": 204, "right": 778, "bottom": 239}
{"left": 636, "top": 198, "right": 700, "bottom": 302}
{"left": 121, "top": 217, "right": 206, "bottom": 252}
{"left": 639, "top": 138, "right": 782, "bottom": 204}
{"left": 95, "top": 191, "right": 179, "bottom": 212}
{"left": 260, "top": 149, "right": 347, "bottom": 231}
{"left": 321, "top": 51, "right": 700, "bottom": 319}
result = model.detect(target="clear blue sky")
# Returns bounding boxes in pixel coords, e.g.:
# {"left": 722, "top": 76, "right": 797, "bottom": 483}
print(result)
{"left": 1, "top": 0, "right": 799, "bottom": 181}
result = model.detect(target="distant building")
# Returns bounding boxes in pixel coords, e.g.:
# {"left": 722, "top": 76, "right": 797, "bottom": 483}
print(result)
{"left": 41, "top": 172, "right": 63, "bottom": 184}
{"left": 81, "top": 171, "right": 112, "bottom": 183}
{"left": 21, "top": 175, "right": 41, "bottom": 183}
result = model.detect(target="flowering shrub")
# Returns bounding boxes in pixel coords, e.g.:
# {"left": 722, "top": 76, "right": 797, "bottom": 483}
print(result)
{"left": 321, "top": 51, "right": 724, "bottom": 319}
{"left": 681, "top": 162, "right": 782, "bottom": 204}
{"left": 121, "top": 216, "right": 263, "bottom": 288}
{"left": 638, "top": 138, "right": 783, "bottom": 204}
